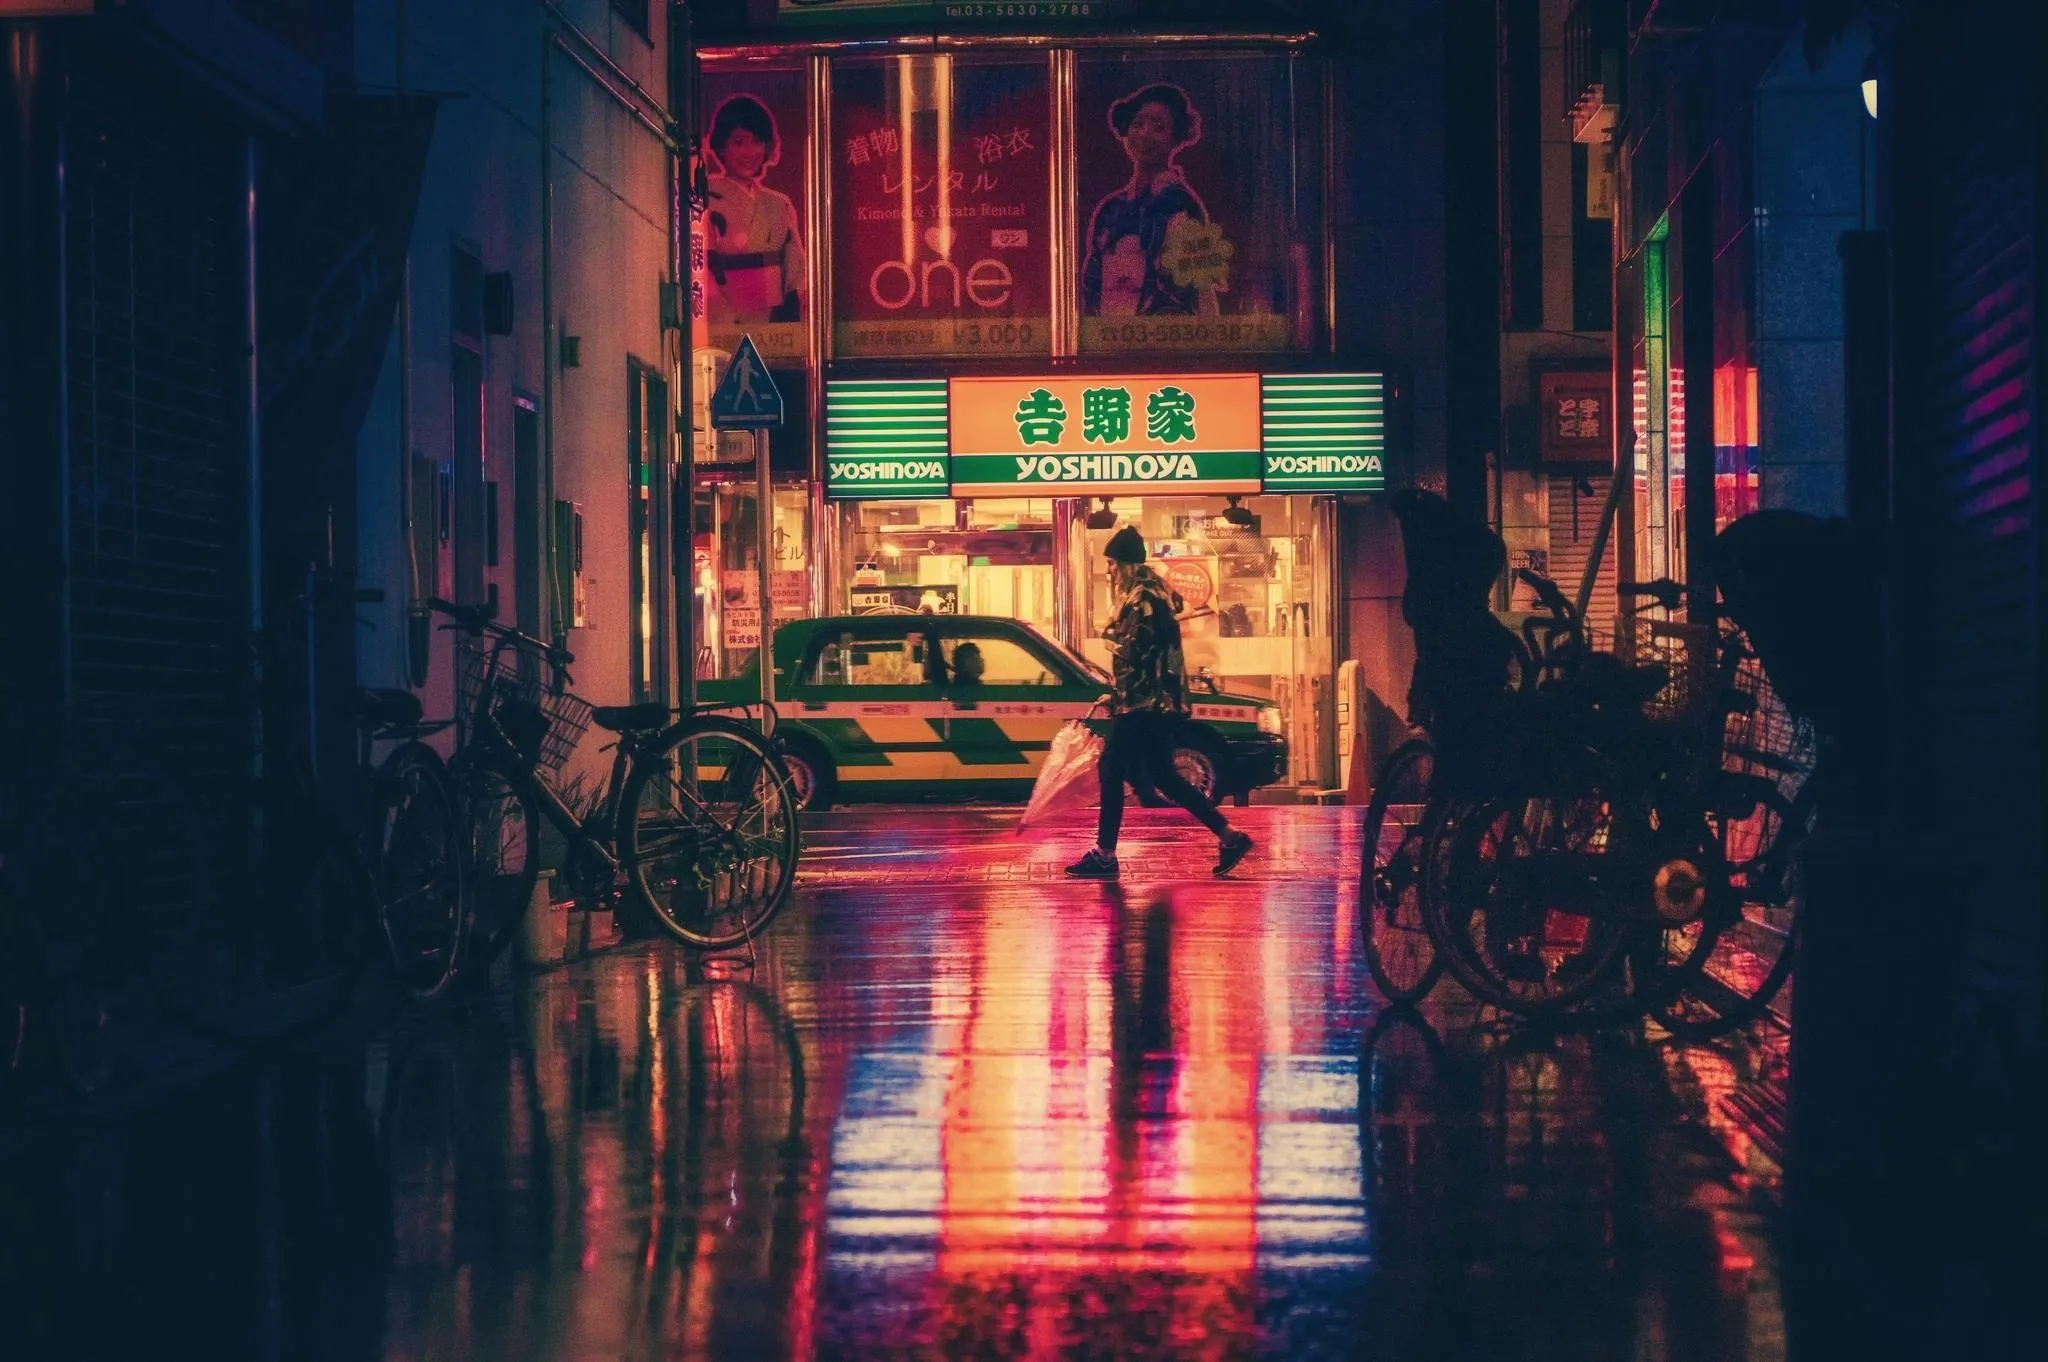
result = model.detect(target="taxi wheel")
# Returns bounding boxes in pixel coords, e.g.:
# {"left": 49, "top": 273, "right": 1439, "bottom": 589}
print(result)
{"left": 778, "top": 738, "right": 836, "bottom": 812}
{"left": 1170, "top": 736, "right": 1228, "bottom": 804}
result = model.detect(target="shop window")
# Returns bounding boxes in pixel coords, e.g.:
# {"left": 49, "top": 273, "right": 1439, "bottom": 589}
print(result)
{"left": 940, "top": 634, "right": 1058, "bottom": 687}
{"left": 1074, "top": 52, "right": 1321, "bottom": 355}
{"left": 840, "top": 498, "right": 1056, "bottom": 628}
{"left": 830, "top": 54, "right": 1052, "bottom": 359}
{"left": 694, "top": 481, "right": 810, "bottom": 682}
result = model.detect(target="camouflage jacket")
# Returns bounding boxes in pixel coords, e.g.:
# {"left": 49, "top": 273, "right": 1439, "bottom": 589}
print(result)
{"left": 1104, "top": 567, "right": 1189, "bottom": 716}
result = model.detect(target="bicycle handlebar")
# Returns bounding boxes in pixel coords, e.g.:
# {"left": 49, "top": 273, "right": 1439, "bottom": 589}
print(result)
{"left": 427, "top": 597, "right": 576, "bottom": 669}
{"left": 1620, "top": 579, "right": 1687, "bottom": 612}
{"left": 1514, "top": 567, "right": 1576, "bottom": 619}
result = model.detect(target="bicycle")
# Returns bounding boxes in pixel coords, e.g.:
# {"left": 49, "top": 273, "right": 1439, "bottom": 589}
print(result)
{"left": 158, "top": 578, "right": 465, "bottom": 1045}
{"left": 1420, "top": 570, "right": 1812, "bottom": 1025}
{"left": 430, "top": 599, "right": 801, "bottom": 964}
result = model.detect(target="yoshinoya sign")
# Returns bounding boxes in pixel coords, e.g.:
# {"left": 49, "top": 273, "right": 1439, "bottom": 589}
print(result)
{"left": 950, "top": 373, "right": 1262, "bottom": 495}
{"left": 823, "top": 370, "right": 1388, "bottom": 497}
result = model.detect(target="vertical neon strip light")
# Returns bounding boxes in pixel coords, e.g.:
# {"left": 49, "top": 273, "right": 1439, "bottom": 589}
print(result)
{"left": 1641, "top": 233, "right": 1669, "bottom": 583}
{"left": 935, "top": 55, "right": 952, "bottom": 275}
{"left": 897, "top": 56, "right": 916, "bottom": 269}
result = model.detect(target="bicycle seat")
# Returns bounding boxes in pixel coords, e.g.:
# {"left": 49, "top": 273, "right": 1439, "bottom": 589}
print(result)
{"left": 590, "top": 702, "right": 670, "bottom": 734}
{"left": 357, "top": 687, "right": 423, "bottom": 729}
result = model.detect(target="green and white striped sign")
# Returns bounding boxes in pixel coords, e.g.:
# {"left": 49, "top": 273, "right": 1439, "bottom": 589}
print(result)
{"left": 825, "top": 371, "right": 1390, "bottom": 497}
{"left": 1259, "top": 373, "right": 1388, "bottom": 492}
{"left": 825, "top": 379, "right": 951, "bottom": 498}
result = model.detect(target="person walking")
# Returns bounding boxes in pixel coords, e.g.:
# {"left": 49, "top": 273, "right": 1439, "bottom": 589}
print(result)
{"left": 1067, "top": 526, "right": 1255, "bottom": 880}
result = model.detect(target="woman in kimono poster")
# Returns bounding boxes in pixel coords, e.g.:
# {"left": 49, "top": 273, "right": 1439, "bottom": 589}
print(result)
{"left": 704, "top": 93, "right": 807, "bottom": 330}
{"left": 1080, "top": 82, "right": 1223, "bottom": 319}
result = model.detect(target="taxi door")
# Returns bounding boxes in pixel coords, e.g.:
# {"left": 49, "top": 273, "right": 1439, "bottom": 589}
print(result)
{"left": 792, "top": 621, "right": 958, "bottom": 794}
{"left": 936, "top": 626, "right": 1092, "bottom": 791}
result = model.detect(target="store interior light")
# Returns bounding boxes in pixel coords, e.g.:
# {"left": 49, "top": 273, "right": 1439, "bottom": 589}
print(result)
{"left": 1861, "top": 54, "right": 1879, "bottom": 119}
{"left": 1219, "top": 495, "right": 1255, "bottom": 528}
{"left": 1085, "top": 497, "right": 1118, "bottom": 530}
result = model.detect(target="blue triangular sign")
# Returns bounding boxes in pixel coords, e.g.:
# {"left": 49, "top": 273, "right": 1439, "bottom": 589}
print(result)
{"left": 709, "top": 334, "right": 784, "bottom": 429}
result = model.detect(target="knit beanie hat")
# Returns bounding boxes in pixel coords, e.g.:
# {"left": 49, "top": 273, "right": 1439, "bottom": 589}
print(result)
{"left": 1103, "top": 525, "right": 1147, "bottom": 564}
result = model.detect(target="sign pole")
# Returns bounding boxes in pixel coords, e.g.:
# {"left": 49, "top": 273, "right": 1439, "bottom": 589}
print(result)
{"left": 756, "top": 426, "right": 775, "bottom": 733}
{"left": 707, "top": 333, "right": 785, "bottom": 739}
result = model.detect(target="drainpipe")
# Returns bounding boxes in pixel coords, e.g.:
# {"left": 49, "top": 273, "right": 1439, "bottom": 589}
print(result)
{"left": 397, "top": 0, "right": 425, "bottom": 683}
{"left": 245, "top": 129, "right": 264, "bottom": 775}
{"left": 540, "top": 32, "right": 556, "bottom": 643}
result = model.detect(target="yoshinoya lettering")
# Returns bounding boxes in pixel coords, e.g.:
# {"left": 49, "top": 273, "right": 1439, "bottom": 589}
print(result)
{"left": 1265, "top": 453, "right": 1385, "bottom": 475}
{"left": 1009, "top": 452, "right": 1204, "bottom": 482}
{"left": 829, "top": 458, "right": 949, "bottom": 481}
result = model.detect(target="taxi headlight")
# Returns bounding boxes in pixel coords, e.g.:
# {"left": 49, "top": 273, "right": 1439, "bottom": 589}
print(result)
{"left": 1257, "top": 707, "right": 1284, "bottom": 736}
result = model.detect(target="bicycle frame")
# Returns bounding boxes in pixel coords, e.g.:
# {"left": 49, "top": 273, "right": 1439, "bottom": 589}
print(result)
{"left": 494, "top": 732, "right": 646, "bottom": 885}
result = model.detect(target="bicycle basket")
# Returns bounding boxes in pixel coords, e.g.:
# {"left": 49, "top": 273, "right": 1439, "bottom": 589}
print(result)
{"left": 1722, "top": 653, "right": 1817, "bottom": 794}
{"left": 1622, "top": 617, "right": 1720, "bottom": 727}
{"left": 459, "top": 647, "right": 595, "bottom": 774}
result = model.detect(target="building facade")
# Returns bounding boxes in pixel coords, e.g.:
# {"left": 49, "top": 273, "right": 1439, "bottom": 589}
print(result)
{"left": 681, "top": 0, "right": 1474, "bottom": 796}
{"left": 352, "top": 0, "right": 686, "bottom": 792}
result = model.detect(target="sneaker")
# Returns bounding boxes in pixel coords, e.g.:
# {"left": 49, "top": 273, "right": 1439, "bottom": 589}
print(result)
{"left": 1065, "top": 848, "right": 1120, "bottom": 880}
{"left": 1214, "top": 830, "right": 1255, "bottom": 877}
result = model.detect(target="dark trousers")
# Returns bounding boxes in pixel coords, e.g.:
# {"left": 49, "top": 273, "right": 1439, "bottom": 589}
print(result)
{"left": 1096, "top": 709, "right": 1228, "bottom": 851}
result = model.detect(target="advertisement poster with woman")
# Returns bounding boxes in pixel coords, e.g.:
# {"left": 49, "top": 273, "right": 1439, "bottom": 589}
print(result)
{"left": 831, "top": 57, "right": 1050, "bottom": 358}
{"left": 1076, "top": 57, "right": 1317, "bottom": 354}
{"left": 698, "top": 70, "right": 809, "bottom": 362}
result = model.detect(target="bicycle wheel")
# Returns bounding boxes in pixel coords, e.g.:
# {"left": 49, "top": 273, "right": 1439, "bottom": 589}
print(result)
{"left": 376, "top": 744, "right": 466, "bottom": 1000}
{"left": 1424, "top": 783, "right": 1634, "bottom": 1015}
{"left": 455, "top": 766, "right": 541, "bottom": 976}
{"left": 1652, "top": 786, "right": 1805, "bottom": 1037}
{"left": 622, "top": 719, "right": 799, "bottom": 950}
{"left": 1361, "top": 740, "right": 1446, "bottom": 1004}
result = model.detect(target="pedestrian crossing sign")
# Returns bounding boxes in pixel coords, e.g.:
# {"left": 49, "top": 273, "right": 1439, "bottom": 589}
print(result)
{"left": 709, "top": 334, "right": 784, "bottom": 429}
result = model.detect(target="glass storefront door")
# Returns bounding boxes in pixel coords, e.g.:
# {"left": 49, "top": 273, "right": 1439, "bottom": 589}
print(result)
{"left": 1077, "top": 494, "right": 1335, "bottom": 789}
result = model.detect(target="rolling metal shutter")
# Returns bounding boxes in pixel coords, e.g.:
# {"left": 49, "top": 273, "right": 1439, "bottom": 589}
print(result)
{"left": 1904, "top": 0, "right": 2039, "bottom": 1002}
{"left": 1547, "top": 472, "right": 1619, "bottom": 641}
{"left": 63, "top": 54, "right": 250, "bottom": 893}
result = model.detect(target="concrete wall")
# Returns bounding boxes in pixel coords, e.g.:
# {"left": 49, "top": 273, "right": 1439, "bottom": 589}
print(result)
{"left": 1328, "top": 0, "right": 1450, "bottom": 763}
{"left": 1754, "top": 27, "right": 1874, "bottom": 516}
{"left": 1499, "top": 0, "right": 1612, "bottom": 610}
{"left": 354, "top": 0, "right": 676, "bottom": 786}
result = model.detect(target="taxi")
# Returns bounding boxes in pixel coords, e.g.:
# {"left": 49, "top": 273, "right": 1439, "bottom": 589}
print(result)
{"left": 699, "top": 615, "right": 1288, "bottom": 810}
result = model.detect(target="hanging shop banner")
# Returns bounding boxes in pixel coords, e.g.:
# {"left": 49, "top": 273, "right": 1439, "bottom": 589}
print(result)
{"left": 823, "top": 369, "right": 1387, "bottom": 497}
{"left": 1258, "top": 373, "right": 1387, "bottom": 492}
{"left": 699, "top": 68, "right": 810, "bottom": 363}
{"left": 831, "top": 57, "right": 1051, "bottom": 359}
{"left": 1075, "top": 55, "right": 1317, "bottom": 357}
{"left": 949, "top": 373, "right": 1262, "bottom": 495}
{"left": 777, "top": 2, "right": 1106, "bottom": 29}
{"left": 1536, "top": 367, "right": 1613, "bottom": 469}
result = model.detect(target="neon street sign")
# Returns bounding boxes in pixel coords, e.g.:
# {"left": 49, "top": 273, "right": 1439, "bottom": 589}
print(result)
{"left": 949, "top": 373, "right": 1262, "bottom": 495}
{"left": 822, "top": 370, "right": 1388, "bottom": 497}
{"left": 1259, "top": 373, "right": 1387, "bottom": 492}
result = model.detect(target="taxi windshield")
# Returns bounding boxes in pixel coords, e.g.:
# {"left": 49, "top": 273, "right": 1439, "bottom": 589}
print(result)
{"left": 1021, "top": 622, "right": 1111, "bottom": 686}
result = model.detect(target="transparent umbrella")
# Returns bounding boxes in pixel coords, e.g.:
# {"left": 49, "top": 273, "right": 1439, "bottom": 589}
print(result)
{"left": 1018, "top": 704, "right": 1108, "bottom": 832}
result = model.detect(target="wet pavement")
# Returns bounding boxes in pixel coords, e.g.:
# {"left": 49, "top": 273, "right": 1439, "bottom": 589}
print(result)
{"left": 1, "top": 807, "right": 1796, "bottom": 1361}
